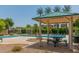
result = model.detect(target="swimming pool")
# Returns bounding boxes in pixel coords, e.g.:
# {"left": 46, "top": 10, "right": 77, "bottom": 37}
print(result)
{"left": 17, "top": 34, "right": 66, "bottom": 38}
{"left": 31, "top": 35, "right": 66, "bottom": 38}
{"left": 0, "top": 35, "right": 17, "bottom": 38}
{"left": 36, "top": 35, "right": 65, "bottom": 38}
{"left": 0, "top": 34, "right": 66, "bottom": 39}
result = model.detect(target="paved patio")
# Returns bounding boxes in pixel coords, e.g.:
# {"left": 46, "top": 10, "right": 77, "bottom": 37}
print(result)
{"left": 0, "top": 39, "right": 74, "bottom": 53}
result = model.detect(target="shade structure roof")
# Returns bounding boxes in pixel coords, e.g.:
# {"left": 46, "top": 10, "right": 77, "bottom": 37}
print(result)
{"left": 32, "top": 12, "right": 79, "bottom": 24}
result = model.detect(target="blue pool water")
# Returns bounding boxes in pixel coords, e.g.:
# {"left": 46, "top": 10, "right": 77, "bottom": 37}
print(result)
{"left": 33, "top": 35, "right": 66, "bottom": 38}
{"left": 18, "top": 34, "right": 66, "bottom": 38}
{"left": 0, "top": 36, "right": 17, "bottom": 38}
{"left": 0, "top": 35, "right": 66, "bottom": 39}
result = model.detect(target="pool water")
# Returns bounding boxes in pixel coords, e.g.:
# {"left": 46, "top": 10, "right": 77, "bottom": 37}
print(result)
{"left": 0, "top": 35, "right": 66, "bottom": 39}
{"left": 0, "top": 36, "right": 17, "bottom": 38}
{"left": 33, "top": 35, "right": 66, "bottom": 38}
{"left": 17, "top": 34, "right": 66, "bottom": 38}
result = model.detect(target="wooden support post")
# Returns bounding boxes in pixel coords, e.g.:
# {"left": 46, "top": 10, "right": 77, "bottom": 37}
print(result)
{"left": 47, "top": 22, "right": 50, "bottom": 44}
{"left": 69, "top": 20, "right": 73, "bottom": 50}
{"left": 65, "top": 16, "right": 73, "bottom": 50}
{"left": 39, "top": 21, "right": 42, "bottom": 47}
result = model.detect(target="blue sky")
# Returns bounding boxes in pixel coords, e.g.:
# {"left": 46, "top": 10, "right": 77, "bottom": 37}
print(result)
{"left": 0, "top": 5, "right": 79, "bottom": 27}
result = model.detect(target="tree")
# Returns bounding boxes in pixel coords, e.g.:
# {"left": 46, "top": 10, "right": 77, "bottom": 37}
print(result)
{"left": 5, "top": 17, "right": 14, "bottom": 34}
{"left": 62, "top": 5, "right": 71, "bottom": 12}
{"left": 41, "top": 26, "right": 47, "bottom": 34}
{"left": 21, "top": 28, "right": 26, "bottom": 34}
{"left": 73, "top": 19, "right": 79, "bottom": 36}
{"left": 74, "top": 19, "right": 79, "bottom": 27}
{"left": 5, "top": 17, "right": 14, "bottom": 29}
{"left": 25, "top": 24, "right": 32, "bottom": 34}
{"left": 58, "top": 28, "right": 68, "bottom": 34}
{"left": 45, "top": 7, "right": 52, "bottom": 14}
{"left": 32, "top": 24, "right": 39, "bottom": 34}
{"left": 73, "top": 19, "right": 79, "bottom": 43}
{"left": 26, "top": 25, "right": 31, "bottom": 30}
{"left": 0, "top": 19, "right": 6, "bottom": 32}
{"left": 37, "top": 7, "right": 43, "bottom": 16}
{"left": 53, "top": 6, "right": 61, "bottom": 12}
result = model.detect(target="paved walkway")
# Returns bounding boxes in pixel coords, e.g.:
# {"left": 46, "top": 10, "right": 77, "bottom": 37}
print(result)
{"left": 0, "top": 38, "right": 76, "bottom": 53}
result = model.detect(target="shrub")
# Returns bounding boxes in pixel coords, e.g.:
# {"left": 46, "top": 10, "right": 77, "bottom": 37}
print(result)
{"left": 21, "top": 29, "right": 26, "bottom": 34}
{"left": 51, "top": 28, "right": 68, "bottom": 34}
{"left": 63, "top": 40, "right": 67, "bottom": 43}
{"left": 63, "top": 40, "right": 68, "bottom": 47}
{"left": 74, "top": 37, "right": 79, "bottom": 43}
{"left": 12, "top": 46, "right": 22, "bottom": 52}
{"left": 51, "top": 28, "right": 57, "bottom": 34}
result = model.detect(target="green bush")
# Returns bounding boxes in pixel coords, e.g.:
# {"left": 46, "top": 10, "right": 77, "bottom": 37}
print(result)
{"left": 21, "top": 29, "right": 26, "bottom": 34}
{"left": 51, "top": 28, "right": 68, "bottom": 34}
{"left": 12, "top": 46, "right": 22, "bottom": 52}
{"left": 74, "top": 37, "right": 79, "bottom": 43}
{"left": 51, "top": 28, "right": 57, "bottom": 34}
{"left": 63, "top": 40, "right": 67, "bottom": 43}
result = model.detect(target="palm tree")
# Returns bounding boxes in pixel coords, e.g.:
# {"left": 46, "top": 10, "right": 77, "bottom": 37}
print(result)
{"left": 37, "top": 7, "right": 43, "bottom": 16}
{"left": 53, "top": 6, "right": 61, "bottom": 12}
{"left": 45, "top": 7, "right": 52, "bottom": 14}
{"left": 62, "top": 5, "right": 71, "bottom": 12}
{"left": 5, "top": 17, "right": 14, "bottom": 27}
{"left": 26, "top": 24, "right": 32, "bottom": 34}
{"left": 5, "top": 17, "right": 14, "bottom": 34}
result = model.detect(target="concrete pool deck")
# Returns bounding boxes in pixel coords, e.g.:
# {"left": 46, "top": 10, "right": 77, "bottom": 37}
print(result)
{"left": 0, "top": 37, "right": 37, "bottom": 44}
{"left": 0, "top": 35, "right": 69, "bottom": 44}
{"left": 0, "top": 37, "right": 78, "bottom": 53}
{"left": 0, "top": 41, "right": 73, "bottom": 53}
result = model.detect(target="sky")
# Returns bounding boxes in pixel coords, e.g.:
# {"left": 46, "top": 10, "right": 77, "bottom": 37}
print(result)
{"left": 0, "top": 5, "right": 79, "bottom": 27}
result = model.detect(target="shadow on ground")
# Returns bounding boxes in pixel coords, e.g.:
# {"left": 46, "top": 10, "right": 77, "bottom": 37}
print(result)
{"left": 26, "top": 42, "right": 73, "bottom": 53}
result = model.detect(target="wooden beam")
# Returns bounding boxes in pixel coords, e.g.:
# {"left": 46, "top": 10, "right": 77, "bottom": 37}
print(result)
{"left": 39, "top": 21, "right": 42, "bottom": 47}
{"left": 69, "top": 17, "right": 73, "bottom": 50}
{"left": 47, "top": 21, "right": 50, "bottom": 44}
